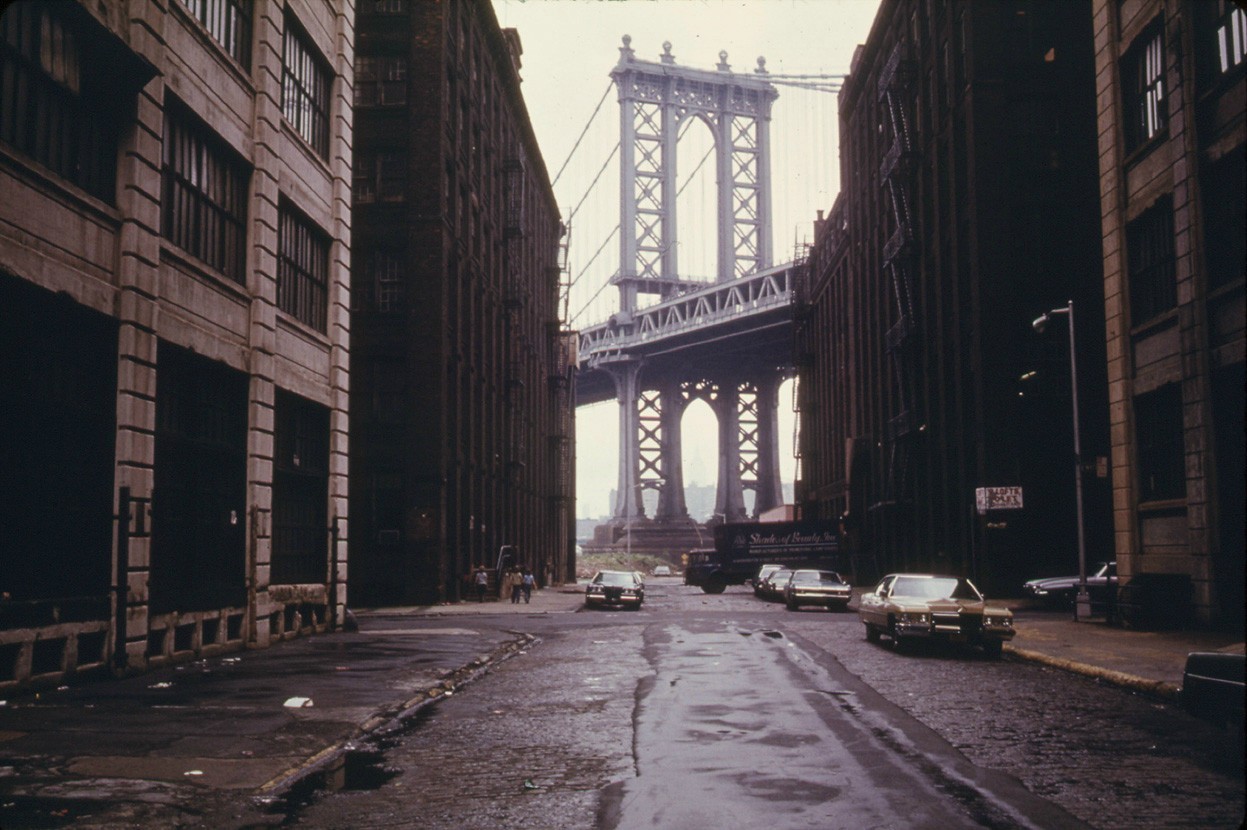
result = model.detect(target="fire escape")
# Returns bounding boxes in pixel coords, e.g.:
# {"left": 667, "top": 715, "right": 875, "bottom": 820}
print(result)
{"left": 877, "top": 41, "right": 920, "bottom": 517}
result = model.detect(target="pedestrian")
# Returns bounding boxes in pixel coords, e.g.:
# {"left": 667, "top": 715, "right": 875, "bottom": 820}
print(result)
{"left": 521, "top": 568, "right": 535, "bottom": 604}
{"left": 506, "top": 566, "right": 522, "bottom": 604}
{"left": 474, "top": 565, "right": 488, "bottom": 602}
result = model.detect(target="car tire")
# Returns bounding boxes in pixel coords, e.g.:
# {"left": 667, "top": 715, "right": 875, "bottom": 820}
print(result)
{"left": 982, "top": 640, "right": 1003, "bottom": 659}
{"left": 785, "top": 598, "right": 798, "bottom": 611}
{"left": 865, "top": 624, "right": 880, "bottom": 643}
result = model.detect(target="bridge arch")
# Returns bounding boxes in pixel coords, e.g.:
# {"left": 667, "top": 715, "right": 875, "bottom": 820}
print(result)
{"left": 611, "top": 36, "right": 777, "bottom": 314}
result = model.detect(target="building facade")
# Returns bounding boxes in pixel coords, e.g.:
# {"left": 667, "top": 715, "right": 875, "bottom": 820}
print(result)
{"left": 1, "top": 0, "right": 353, "bottom": 691}
{"left": 1091, "top": 0, "right": 1245, "bottom": 627}
{"left": 795, "top": 0, "right": 1110, "bottom": 595}
{"left": 350, "top": 0, "right": 574, "bottom": 606}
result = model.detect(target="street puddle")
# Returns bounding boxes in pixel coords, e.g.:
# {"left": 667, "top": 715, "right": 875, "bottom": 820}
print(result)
{"left": 0, "top": 795, "right": 98, "bottom": 828}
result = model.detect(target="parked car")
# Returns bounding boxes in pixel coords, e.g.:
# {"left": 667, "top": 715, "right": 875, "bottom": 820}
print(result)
{"left": 1023, "top": 561, "right": 1117, "bottom": 607}
{"left": 652, "top": 565, "right": 672, "bottom": 576}
{"left": 757, "top": 568, "right": 793, "bottom": 602}
{"left": 783, "top": 569, "right": 852, "bottom": 611}
{"left": 584, "top": 570, "right": 645, "bottom": 610}
{"left": 858, "top": 573, "right": 1015, "bottom": 658}
{"left": 751, "top": 564, "right": 785, "bottom": 597}
{"left": 1181, "top": 651, "right": 1245, "bottom": 738}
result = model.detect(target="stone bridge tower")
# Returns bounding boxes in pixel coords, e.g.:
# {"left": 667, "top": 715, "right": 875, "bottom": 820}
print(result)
{"left": 591, "top": 38, "right": 785, "bottom": 556}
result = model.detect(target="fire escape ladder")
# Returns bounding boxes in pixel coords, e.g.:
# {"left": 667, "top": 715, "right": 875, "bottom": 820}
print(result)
{"left": 877, "top": 41, "right": 919, "bottom": 506}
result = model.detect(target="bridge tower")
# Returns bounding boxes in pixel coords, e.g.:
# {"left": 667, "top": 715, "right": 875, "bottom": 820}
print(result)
{"left": 593, "top": 38, "right": 785, "bottom": 556}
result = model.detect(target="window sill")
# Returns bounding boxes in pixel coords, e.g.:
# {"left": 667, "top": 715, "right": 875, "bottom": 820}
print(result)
{"left": 160, "top": 240, "right": 251, "bottom": 303}
{"left": 276, "top": 311, "right": 332, "bottom": 349}
{"left": 1122, "top": 129, "right": 1168, "bottom": 172}
{"left": 1128, "top": 307, "right": 1178, "bottom": 338}
{"left": 0, "top": 144, "right": 121, "bottom": 227}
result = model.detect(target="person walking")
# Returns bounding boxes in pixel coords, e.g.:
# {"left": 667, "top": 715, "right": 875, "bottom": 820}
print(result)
{"left": 506, "top": 567, "right": 522, "bottom": 604}
{"left": 473, "top": 566, "right": 488, "bottom": 602}
{"left": 521, "top": 568, "right": 535, "bottom": 604}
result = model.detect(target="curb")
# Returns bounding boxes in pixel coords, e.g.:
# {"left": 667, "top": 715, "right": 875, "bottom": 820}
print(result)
{"left": 254, "top": 632, "right": 536, "bottom": 797}
{"left": 1005, "top": 644, "right": 1181, "bottom": 702}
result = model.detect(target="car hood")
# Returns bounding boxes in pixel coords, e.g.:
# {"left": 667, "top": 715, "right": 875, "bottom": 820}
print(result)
{"left": 892, "top": 597, "right": 1007, "bottom": 615}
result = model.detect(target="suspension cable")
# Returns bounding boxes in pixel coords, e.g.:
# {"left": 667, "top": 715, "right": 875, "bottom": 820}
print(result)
{"left": 567, "top": 141, "right": 620, "bottom": 222}
{"left": 550, "top": 81, "right": 614, "bottom": 188}
{"left": 571, "top": 259, "right": 618, "bottom": 324}
{"left": 568, "top": 224, "right": 619, "bottom": 293}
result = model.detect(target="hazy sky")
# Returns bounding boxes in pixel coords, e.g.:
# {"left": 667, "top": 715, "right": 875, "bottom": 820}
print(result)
{"left": 491, "top": 0, "right": 882, "bottom": 519}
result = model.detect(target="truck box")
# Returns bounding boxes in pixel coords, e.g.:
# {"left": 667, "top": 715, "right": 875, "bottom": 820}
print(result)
{"left": 684, "top": 520, "right": 843, "bottom": 593}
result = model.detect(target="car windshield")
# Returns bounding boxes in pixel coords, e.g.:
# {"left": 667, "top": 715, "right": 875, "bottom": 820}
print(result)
{"left": 792, "top": 570, "right": 843, "bottom": 585}
{"left": 593, "top": 572, "right": 635, "bottom": 587}
{"left": 891, "top": 576, "right": 981, "bottom": 601}
{"left": 771, "top": 570, "right": 792, "bottom": 583}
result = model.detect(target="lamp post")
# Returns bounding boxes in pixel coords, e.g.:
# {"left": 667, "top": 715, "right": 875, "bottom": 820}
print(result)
{"left": 1032, "top": 300, "right": 1091, "bottom": 622}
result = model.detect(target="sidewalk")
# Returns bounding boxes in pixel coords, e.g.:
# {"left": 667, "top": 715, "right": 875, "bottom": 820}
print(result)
{"left": 1004, "top": 603, "right": 1245, "bottom": 701}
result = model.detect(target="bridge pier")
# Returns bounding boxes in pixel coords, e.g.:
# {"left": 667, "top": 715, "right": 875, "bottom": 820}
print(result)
{"left": 608, "top": 359, "right": 643, "bottom": 522}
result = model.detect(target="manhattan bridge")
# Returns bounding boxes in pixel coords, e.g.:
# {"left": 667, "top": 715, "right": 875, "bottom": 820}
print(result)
{"left": 561, "top": 37, "right": 844, "bottom": 556}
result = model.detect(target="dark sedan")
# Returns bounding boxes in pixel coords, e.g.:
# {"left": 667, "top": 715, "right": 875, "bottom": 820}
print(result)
{"left": 783, "top": 569, "right": 852, "bottom": 611}
{"left": 1023, "top": 561, "right": 1117, "bottom": 606}
{"left": 584, "top": 570, "right": 644, "bottom": 610}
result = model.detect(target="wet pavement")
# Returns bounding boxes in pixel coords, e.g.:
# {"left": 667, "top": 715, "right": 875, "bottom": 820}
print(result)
{"left": 0, "top": 583, "right": 1241, "bottom": 828}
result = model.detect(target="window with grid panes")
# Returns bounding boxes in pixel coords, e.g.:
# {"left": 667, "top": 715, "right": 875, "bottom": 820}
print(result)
{"left": 1126, "top": 195, "right": 1176, "bottom": 325}
{"left": 371, "top": 249, "right": 405, "bottom": 313}
{"left": 1134, "top": 384, "right": 1185, "bottom": 502}
{"left": 0, "top": 3, "right": 121, "bottom": 202}
{"left": 277, "top": 202, "right": 329, "bottom": 331}
{"left": 162, "top": 99, "right": 250, "bottom": 283}
{"left": 178, "top": 0, "right": 250, "bottom": 69}
{"left": 281, "top": 14, "right": 330, "bottom": 158}
{"left": 1208, "top": 0, "right": 1247, "bottom": 76}
{"left": 1201, "top": 151, "right": 1246, "bottom": 291}
{"left": 355, "top": 56, "right": 406, "bottom": 107}
{"left": 1122, "top": 20, "right": 1166, "bottom": 153}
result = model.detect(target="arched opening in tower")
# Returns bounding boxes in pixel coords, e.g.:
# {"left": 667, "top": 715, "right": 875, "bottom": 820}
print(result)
{"left": 680, "top": 396, "right": 718, "bottom": 522}
{"left": 675, "top": 115, "right": 718, "bottom": 284}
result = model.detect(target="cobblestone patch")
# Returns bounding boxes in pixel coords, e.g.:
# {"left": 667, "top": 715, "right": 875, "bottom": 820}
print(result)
{"left": 786, "top": 615, "right": 1245, "bottom": 830}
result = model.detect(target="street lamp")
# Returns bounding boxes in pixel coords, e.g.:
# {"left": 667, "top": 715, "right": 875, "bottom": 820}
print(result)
{"left": 1032, "top": 300, "right": 1091, "bottom": 622}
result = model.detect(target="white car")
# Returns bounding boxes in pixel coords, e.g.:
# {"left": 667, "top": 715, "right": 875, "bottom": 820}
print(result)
{"left": 652, "top": 565, "right": 672, "bottom": 576}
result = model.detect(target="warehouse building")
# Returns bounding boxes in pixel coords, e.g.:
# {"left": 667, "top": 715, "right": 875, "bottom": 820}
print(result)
{"left": 1, "top": 0, "right": 354, "bottom": 690}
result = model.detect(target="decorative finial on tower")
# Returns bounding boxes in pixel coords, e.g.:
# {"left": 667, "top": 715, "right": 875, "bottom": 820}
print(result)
{"left": 755, "top": 56, "right": 769, "bottom": 74}
{"left": 619, "top": 34, "right": 634, "bottom": 62}
{"left": 717, "top": 50, "right": 731, "bottom": 71}
{"left": 661, "top": 41, "right": 675, "bottom": 64}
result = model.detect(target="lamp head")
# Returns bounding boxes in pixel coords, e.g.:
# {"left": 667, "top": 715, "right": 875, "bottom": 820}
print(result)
{"left": 1032, "top": 313, "right": 1049, "bottom": 334}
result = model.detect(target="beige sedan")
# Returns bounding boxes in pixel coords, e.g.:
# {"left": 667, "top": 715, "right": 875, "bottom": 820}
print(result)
{"left": 857, "top": 573, "right": 1015, "bottom": 658}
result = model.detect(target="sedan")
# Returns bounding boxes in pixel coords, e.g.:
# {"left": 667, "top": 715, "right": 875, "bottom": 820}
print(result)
{"left": 783, "top": 569, "right": 853, "bottom": 611}
{"left": 858, "top": 573, "right": 1015, "bottom": 658}
{"left": 1023, "top": 561, "right": 1117, "bottom": 607}
{"left": 751, "top": 564, "right": 785, "bottom": 597}
{"left": 584, "top": 570, "right": 644, "bottom": 610}
{"left": 757, "top": 568, "right": 793, "bottom": 602}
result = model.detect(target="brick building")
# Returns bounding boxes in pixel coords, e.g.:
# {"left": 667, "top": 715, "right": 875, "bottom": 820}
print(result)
{"left": 349, "top": 0, "right": 574, "bottom": 605}
{"left": 1091, "top": 0, "right": 1245, "bottom": 627}
{"left": 1, "top": 0, "right": 354, "bottom": 691}
{"left": 794, "top": 0, "right": 1110, "bottom": 594}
